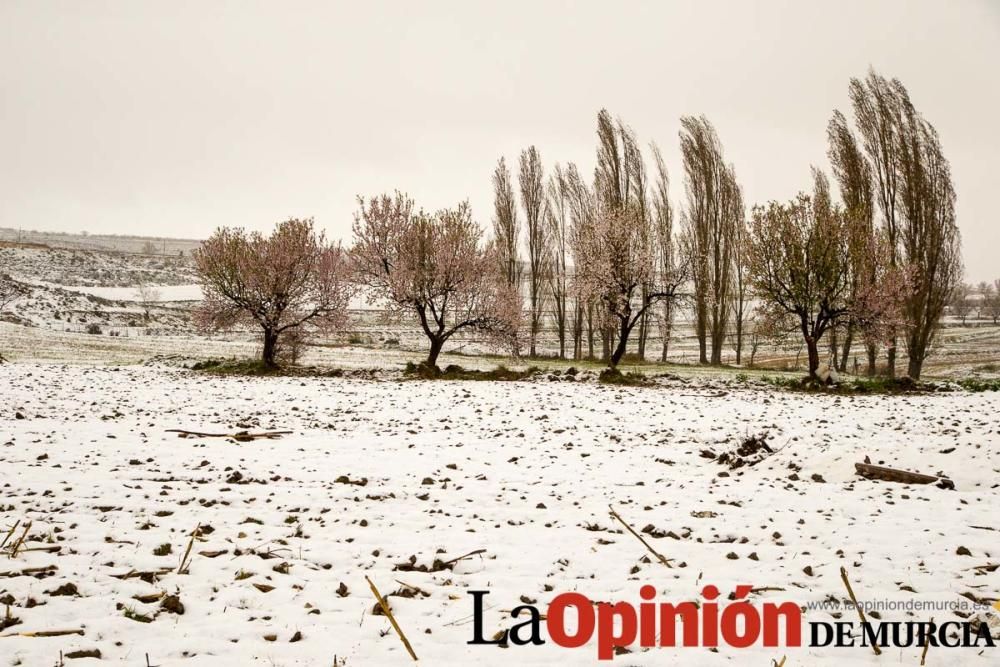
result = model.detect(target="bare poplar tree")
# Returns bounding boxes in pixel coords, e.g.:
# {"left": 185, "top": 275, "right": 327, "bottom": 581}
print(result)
{"left": 492, "top": 157, "right": 521, "bottom": 288}
{"left": 519, "top": 146, "right": 550, "bottom": 357}
{"left": 895, "top": 95, "right": 963, "bottom": 377}
{"left": 650, "top": 143, "right": 678, "bottom": 361}
{"left": 564, "top": 162, "right": 596, "bottom": 359}
{"left": 730, "top": 209, "right": 750, "bottom": 366}
{"left": 546, "top": 164, "right": 570, "bottom": 358}
{"left": 849, "top": 69, "right": 906, "bottom": 375}
{"left": 827, "top": 109, "right": 877, "bottom": 374}
{"left": 679, "top": 115, "right": 741, "bottom": 365}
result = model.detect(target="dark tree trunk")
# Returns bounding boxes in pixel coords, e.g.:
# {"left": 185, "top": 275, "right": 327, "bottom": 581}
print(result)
{"left": 426, "top": 336, "right": 444, "bottom": 368}
{"left": 838, "top": 326, "right": 854, "bottom": 374}
{"left": 734, "top": 319, "right": 743, "bottom": 366}
{"left": 886, "top": 339, "right": 897, "bottom": 377}
{"left": 866, "top": 344, "right": 877, "bottom": 376}
{"left": 660, "top": 301, "right": 672, "bottom": 363}
{"left": 696, "top": 297, "right": 708, "bottom": 364}
{"left": 262, "top": 328, "right": 279, "bottom": 367}
{"left": 609, "top": 318, "right": 631, "bottom": 369}
{"left": 829, "top": 327, "right": 839, "bottom": 371}
{"left": 907, "top": 355, "right": 923, "bottom": 380}
{"left": 586, "top": 305, "right": 595, "bottom": 359}
{"left": 637, "top": 288, "right": 648, "bottom": 361}
{"left": 806, "top": 336, "right": 820, "bottom": 378}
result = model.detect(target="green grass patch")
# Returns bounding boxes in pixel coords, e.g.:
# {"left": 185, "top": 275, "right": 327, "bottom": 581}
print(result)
{"left": 758, "top": 374, "right": 932, "bottom": 394}
{"left": 954, "top": 377, "right": 1000, "bottom": 392}
{"left": 403, "top": 362, "right": 540, "bottom": 381}
{"left": 189, "top": 357, "right": 343, "bottom": 378}
{"left": 598, "top": 367, "right": 655, "bottom": 386}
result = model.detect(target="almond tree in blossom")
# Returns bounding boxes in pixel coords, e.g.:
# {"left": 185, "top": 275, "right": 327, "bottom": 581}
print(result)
{"left": 193, "top": 218, "right": 353, "bottom": 367}
{"left": 574, "top": 201, "right": 685, "bottom": 369}
{"left": 351, "top": 192, "right": 522, "bottom": 369}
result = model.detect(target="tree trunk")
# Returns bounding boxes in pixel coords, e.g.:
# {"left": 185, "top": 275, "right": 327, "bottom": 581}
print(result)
{"left": 734, "top": 319, "right": 743, "bottom": 366}
{"left": 866, "top": 344, "right": 877, "bottom": 376}
{"left": 586, "top": 305, "right": 595, "bottom": 359}
{"left": 637, "top": 309, "right": 647, "bottom": 361}
{"left": 426, "top": 336, "right": 444, "bottom": 368}
{"left": 696, "top": 298, "right": 708, "bottom": 364}
{"left": 907, "top": 355, "right": 923, "bottom": 380}
{"left": 660, "top": 301, "right": 672, "bottom": 363}
{"left": 829, "top": 327, "right": 839, "bottom": 371}
{"left": 838, "top": 326, "right": 854, "bottom": 374}
{"left": 886, "top": 338, "right": 897, "bottom": 377}
{"left": 262, "top": 328, "right": 279, "bottom": 367}
{"left": 609, "top": 319, "right": 630, "bottom": 368}
{"left": 806, "top": 336, "right": 820, "bottom": 378}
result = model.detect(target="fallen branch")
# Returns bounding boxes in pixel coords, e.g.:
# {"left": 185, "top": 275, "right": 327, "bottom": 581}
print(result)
{"left": 1, "top": 628, "right": 84, "bottom": 638}
{"left": 366, "top": 575, "right": 418, "bottom": 661}
{"left": 608, "top": 505, "right": 672, "bottom": 569}
{"left": 854, "top": 462, "right": 954, "bottom": 489}
{"left": 0, "top": 565, "right": 57, "bottom": 578}
{"left": 109, "top": 567, "right": 173, "bottom": 582}
{"left": 840, "top": 566, "right": 880, "bottom": 656}
{"left": 165, "top": 429, "right": 292, "bottom": 442}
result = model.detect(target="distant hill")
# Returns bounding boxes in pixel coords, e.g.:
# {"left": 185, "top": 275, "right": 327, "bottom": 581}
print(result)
{"left": 0, "top": 228, "right": 202, "bottom": 256}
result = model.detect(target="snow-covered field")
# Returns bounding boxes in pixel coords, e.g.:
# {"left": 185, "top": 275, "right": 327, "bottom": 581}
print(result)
{"left": 1, "top": 363, "right": 998, "bottom": 665}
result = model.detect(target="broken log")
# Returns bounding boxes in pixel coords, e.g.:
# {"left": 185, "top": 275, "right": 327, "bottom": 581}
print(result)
{"left": 854, "top": 462, "right": 954, "bottom": 489}
{"left": 165, "top": 429, "right": 292, "bottom": 441}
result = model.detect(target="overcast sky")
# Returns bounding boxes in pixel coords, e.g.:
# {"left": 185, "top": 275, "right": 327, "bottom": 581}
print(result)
{"left": 2, "top": 0, "right": 998, "bottom": 281}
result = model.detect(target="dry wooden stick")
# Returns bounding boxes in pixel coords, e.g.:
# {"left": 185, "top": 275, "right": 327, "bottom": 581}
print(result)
{"left": 0, "top": 628, "right": 84, "bottom": 638}
{"left": 839, "top": 566, "right": 881, "bottom": 656}
{"left": 608, "top": 505, "right": 672, "bottom": 569}
{"left": 394, "top": 580, "right": 431, "bottom": 597}
{"left": 366, "top": 575, "right": 418, "bottom": 661}
{"left": 8, "top": 522, "right": 32, "bottom": 559}
{"left": 920, "top": 616, "right": 933, "bottom": 665}
{"left": 773, "top": 657, "right": 787, "bottom": 667}
{"left": 440, "top": 549, "right": 486, "bottom": 568}
{"left": 0, "top": 565, "right": 57, "bottom": 578}
{"left": 165, "top": 429, "right": 292, "bottom": 441}
{"left": 177, "top": 523, "right": 201, "bottom": 574}
{"left": 0, "top": 521, "right": 20, "bottom": 550}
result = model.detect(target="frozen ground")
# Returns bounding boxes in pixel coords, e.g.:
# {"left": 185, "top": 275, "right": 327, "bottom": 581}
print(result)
{"left": 1, "top": 363, "right": 998, "bottom": 666}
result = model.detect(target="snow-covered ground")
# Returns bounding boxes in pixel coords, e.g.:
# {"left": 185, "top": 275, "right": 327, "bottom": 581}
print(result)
{"left": 1, "top": 364, "right": 997, "bottom": 665}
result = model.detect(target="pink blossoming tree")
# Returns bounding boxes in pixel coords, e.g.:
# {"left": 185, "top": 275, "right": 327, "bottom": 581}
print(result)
{"left": 193, "top": 218, "right": 353, "bottom": 367}
{"left": 574, "top": 202, "right": 686, "bottom": 369}
{"left": 351, "top": 192, "right": 521, "bottom": 369}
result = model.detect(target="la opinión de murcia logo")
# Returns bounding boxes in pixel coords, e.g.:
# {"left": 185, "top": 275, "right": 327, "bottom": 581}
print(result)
{"left": 466, "top": 585, "right": 997, "bottom": 660}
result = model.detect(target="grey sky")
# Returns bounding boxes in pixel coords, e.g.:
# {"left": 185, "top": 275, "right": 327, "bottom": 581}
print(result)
{"left": 2, "top": 0, "right": 998, "bottom": 281}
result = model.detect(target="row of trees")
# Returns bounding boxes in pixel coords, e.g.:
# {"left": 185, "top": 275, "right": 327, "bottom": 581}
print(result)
{"left": 193, "top": 69, "right": 963, "bottom": 379}
{"left": 481, "top": 69, "right": 962, "bottom": 378}
{"left": 950, "top": 281, "right": 1000, "bottom": 325}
